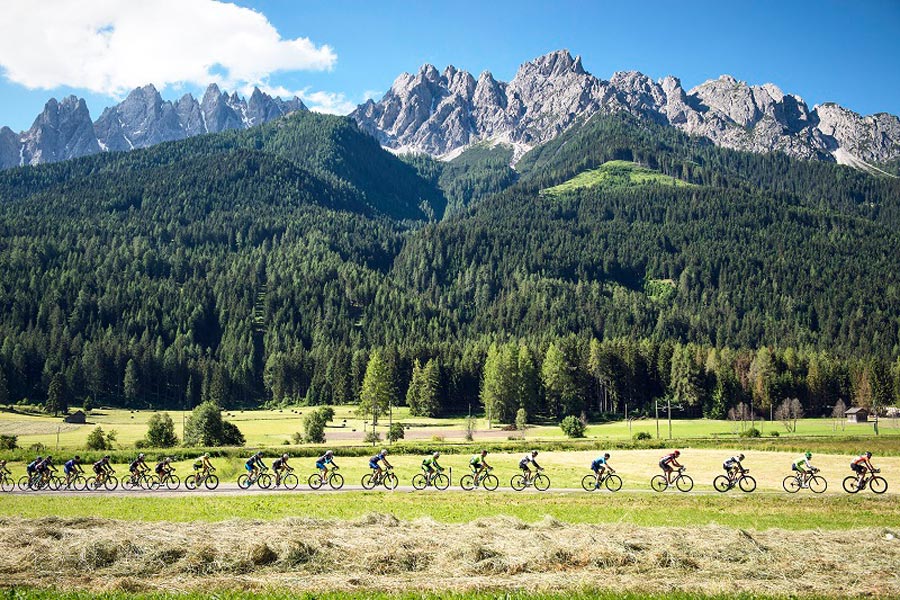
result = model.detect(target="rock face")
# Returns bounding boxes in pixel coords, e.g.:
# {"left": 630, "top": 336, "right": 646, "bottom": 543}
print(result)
{"left": 351, "top": 50, "right": 900, "bottom": 168}
{"left": 0, "top": 86, "right": 307, "bottom": 170}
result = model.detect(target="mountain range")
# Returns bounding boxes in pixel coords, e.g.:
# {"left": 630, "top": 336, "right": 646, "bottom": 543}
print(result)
{"left": 2, "top": 50, "right": 897, "bottom": 174}
{"left": 0, "top": 84, "right": 306, "bottom": 170}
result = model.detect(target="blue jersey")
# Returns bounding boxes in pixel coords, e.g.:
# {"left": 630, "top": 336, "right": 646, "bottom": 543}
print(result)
{"left": 64, "top": 459, "right": 78, "bottom": 471}
{"left": 591, "top": 457, "right": 607, "bottom": 470}
{"left": 316, "top": 454, "right": 333, "bottom": 465}
{"left": 370, "top": 453, "right": 386, "bottom": 464}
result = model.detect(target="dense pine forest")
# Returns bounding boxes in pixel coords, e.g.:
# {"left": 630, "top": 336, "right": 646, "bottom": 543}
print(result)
{"left": 1, "top": 111, "right": 899, "bottom": 421}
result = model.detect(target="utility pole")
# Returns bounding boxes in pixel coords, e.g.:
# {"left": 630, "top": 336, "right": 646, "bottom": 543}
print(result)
{"left": 667, "top": 397, "right": 672, "bottom": 440}
{"left": 655, "top": 399, "right": 660, "bottom": 439}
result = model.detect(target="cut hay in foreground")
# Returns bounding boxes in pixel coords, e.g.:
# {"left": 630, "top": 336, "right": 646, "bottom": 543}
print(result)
{"left": 0, "top": 515, "right": 897, "bottom": 597}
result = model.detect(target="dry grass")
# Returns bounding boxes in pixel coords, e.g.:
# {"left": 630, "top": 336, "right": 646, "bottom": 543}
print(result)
{"left": 0, "top": 516, "right": 897, "bottom": 597}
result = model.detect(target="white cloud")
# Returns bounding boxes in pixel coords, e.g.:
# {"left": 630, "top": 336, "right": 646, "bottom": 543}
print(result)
{"left": 0, "top": 0, "right": 336, "bottom": 97}
{"left": 245, "top": 83, "right": 359, "bottom": 115}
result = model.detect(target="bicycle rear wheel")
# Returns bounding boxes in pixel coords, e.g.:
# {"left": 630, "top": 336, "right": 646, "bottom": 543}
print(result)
{"left": 204, "top": 474, "right": 219, "bottom": 490}
{"left": 361, "top": 474, "right": 376, "bottom": 490}
{"left": 121, "top": 477, "right": 138, "bottom": 492}
{"left": 783, "top": 475, "right": 800, "bottom": 493}
{"left": 842, "top": 476, "right": 859, "bottom": 494}
{"left": 460, "top": 474, "right": 475, "bottom": 491}
{"left": 48, "top": 476, "right": 63, "bottom": 491}
{"left": 676, "top": 474, "right": 694, "bottom": 492}
{"left": 237, "top": 474, "right": 252, "bottom": 490}
{"left": 185, "top": 475, "right": 197, "bottom": 491}
{"left": 433, "top": 472, "right": 450, "bottom": 491}
{"left": 581, "top": 475, "right": 598, "bottom": 492}
{"left": 383, "top": 473, "right": 398, "bottom": 490}
{"left": 713, "top": 475, "right": 731, "bottom": 493}
{"left": 412, "top": 474, "right": 428, "bottom": 490}
{"left": 650, "top": 475, "right": 668, "bottom": 492}
{"left": 809, "top": 475, "right": 827, "bottom": 494}
{"left": 18, "top": 475, "right": 31, "bottom": 491}
{"left": 510, "top": 474, "right": 527, "bottom": 491}
{"left": 307, "top": 473, "right": 323, "bottom": 490}
{"left": 1, "top": 477, "right": 14, "bottom": 493}
{"left": 870, "top": 476, "right": 888, "bottom": 494}
{"left": 482, "top": 474, "right": 499, "bottom": 491}
{"left": 605, "top": 474, "right": 623, "bottom": 492}
{"left": 282, "top": 473, "right": 299, "bottom": 490}
{"left": 328, "top": 473, "right": 344, "bottom": 490}
{"left": 738, "top": 475, "right": 757, "bottom": 493}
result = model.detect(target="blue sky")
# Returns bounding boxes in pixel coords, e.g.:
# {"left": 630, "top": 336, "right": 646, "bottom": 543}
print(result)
{"left": 1, "top": 0, "right": 898, "bottom": 132}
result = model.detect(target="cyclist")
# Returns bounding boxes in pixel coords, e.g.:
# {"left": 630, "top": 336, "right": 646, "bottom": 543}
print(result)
{"left": 92, "top": 456, "right": 113, "bottom": 485}
{"left": 792, "top": 452, "right": 816, "bottom": 488}
{"left": 128, "top": 453, "right": 149, "bottom": 484}
{"left": 0, "top": 459, "right": 10, "bottom": 480}
{"left": 369, "top": 448, "right": 392, "bottom": 482}
{"left": 590, "top": 453, "right": 613, "bottom": 487}
{"left": 63, "top": 456, "right": 83, "bottom": 488}
{"left": 26, "top": 455, "right": 43, "bottom": 484}
{"left": 421, "top": 451, "right": 443, "bottom": 485}
{"left": 37, "top": 455, "right": 56, "bottom": 485}
{"left": 470, "top": 450, "right": 491, "bottom": 482}
{"left": 519, "top": 450, "right": 541, "bottom": 484}
{"left": 315, "top": 450, "right": 337, "bottom": 482}
{"left": 850, "top": 451, "right": 876, "bottom": 489}
{"left": 272, "top": 453, "right": 292, "bottom": 486}
{"left": 154, "top": 457, "right": 174, "bottom": 483}
{"left": 193, "top": 453, "right": 214, "bottom": 479}
{"left": 659, "top": 450, "right": 683, "bottom": 484}
{"left": 245, "top": 451, "right": 266, "bottom": 481}
{"left": 723, "top": 453, "right": 746, "bottom": 482}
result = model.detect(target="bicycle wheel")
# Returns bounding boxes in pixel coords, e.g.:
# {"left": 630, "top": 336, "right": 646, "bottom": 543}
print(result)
{"left": 433, "top": 472, "right": 450, "bottom": 491}
{"left": 72, "top": 475, "right": 88, "bottom": 492}
{"left": 605, "top": 474, "right": 623, "bottom": 492}
{"left": 147, "top": 476, "right": 161, "bottom": 491}
{"left": 205, "top": 474, "right": 219, "bottom": 490}
{"left": 412, "top": 474, "right": 428, "bottom": 490}
{"left": 47, "top": 476, "right": 62, "bottom": 491}
{"left": 121, "top": 476, "right": 138, "bottom": 492}
{"left": 713, "top": 475, "right": 731, "bottom": 493}
{"left": 460, "top": 474, "right": 475, "bottom": 491}
{"left": 18, "top": 475, "right": 31, "bottom": 491}
{"left": 482, "top": 474, "right": 499, "bottom": 491}
{"left": 870, "top": 476, "right": 888, "bottom": 494}
{"left": 1, "top": 477, "right": 13, "bottom": 493}
{"left": 809, "top": 475, "right": 827, "bottom": 494}
{"left": 257, "top": 473, "right": 273, "bottom": 489}
{"left": 533, "top": 473, "right": 550, "bottom": 491}
{"left": 383, "top": 473, "right": 398, "bottom": 490}
{"left": 185, "top": 475, "right": 197, "bottom": 491}
{"left": 237, "top": 474, "right": 252, "bottom": 490}
{"left": 738, "top": 475, "right": 757, "bottom": 493}
{"left": 676, "top": 474, "right": 694, "bottom": 492}
{"left": 104, "top": 475, "right": 119, "bottom": 491}
{"left": 783, "top": 475, "right": 800, "bottom": 493}
{"left": 510, "top": 474, "right": 527, "bottom": 491}
{"left": 307, "top": 473, "right": 323, "bottom": 490}
{"left": 85, "top": 476, "right": 98, "bottom": 491}
{"left": 650, "top": 475, "right": 668, "bottom": 492}
{"left": 842, "top": 476, "right": 859, "bottom": 494}
{"left": 282, "top": 473, "right": 299, "bottom": 490}
{"left": 165, "top": 474, "right": 180, "bottom": 491}
{"left": 361, "top": 473, "right": 376, "bottom": 490}
{"left": 328, "top": 473, "right": 344, "bottom": 490}
{"left": 581, "top": 475, "right": 599, "bottom": 491}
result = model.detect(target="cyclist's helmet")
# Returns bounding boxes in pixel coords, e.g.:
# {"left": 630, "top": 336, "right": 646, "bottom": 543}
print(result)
{"left": 325, "top": 450, "right": 334, "bottom": 457}
{"left": 166, "top": 457, "right": 173, "bottom": 463}
{"left": 865, "top": 451, "right": 872, "bottom": 458}
{"left": 531, "top": 450, "right": 538, "bottom": 456}
{"left": 673, "top": 450, "right": 681, "bottom": 457}
{"left": 46, "top": 455, "right": 52, "bottom": 460}
{"left": 35, "top": 456, "right": 43, "bottom": 461}
{"left": 138, "top": 453, "right": 145, "bottom": 459}
{"left": 282, "top": 453, "right": 289, "bottom": 460}
{"left": 604, "top": 453, "right": 611, "bottom": 459}
{"left": 203, "top": 452, "right": 210, "bottom": 458}
{"left": 381, "top": 449, "right": 388, "bottom": 456}
{"left": 103, "top": 455, "right": 110, "bottom": 460}
{"left": 433, "top": 452, "right": 440, "bottom": 458}
{"left": 738, "top": 453, "right": 745, "bottom": 460}
{"left": 805, "top": 451, "right": 812, "bottom": 459}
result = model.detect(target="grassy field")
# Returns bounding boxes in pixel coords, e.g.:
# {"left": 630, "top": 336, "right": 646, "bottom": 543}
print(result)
{"left": 541, "top": 160, "right": 695, "bottom": 196}
{"left": 2, "top": 404, "right": 896, "bottom": 453}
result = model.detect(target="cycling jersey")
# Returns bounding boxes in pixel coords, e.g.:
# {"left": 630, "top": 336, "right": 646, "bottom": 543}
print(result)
{"left": 317, "top": 454, "right": 333, "bottom": 465}
{"left": 660, "top": 453, "right": 679, "bottom": 465}
{"left": 793, "top": 457, "right": 811, "bottom": 470}
{"left": 246, "top": 455, "right": 264, "bottom": 470}
{"left": 470, "top": 455, "right": 483, "bottom": 466}
{"left": 129, "top": 459, "right": 143, "bottom": 471}
{"left": 64, "top": 459, "right": 78, "bottom": 473}
{"left": 272, "top": 458, "right": 286, "bottom": 470}
{"left": 591, "top": 457, "right": 607, "bottom": 471}
{"left": 724, "top": 456, "right": 742, "bottom": 466}
{"left": 193, "top": 459, "right": 205, "bottom": 470}
{"left": 851, "top": 455, "right": 869, "bottom": 466}
{"left": 154, "top": 462, "right": 168, "bottom": 473}
{"left": 370, "top": 453, "right": 386, "bottom": 464}
{"left": 26, "top": 460, "right": 39, "bottom": 472}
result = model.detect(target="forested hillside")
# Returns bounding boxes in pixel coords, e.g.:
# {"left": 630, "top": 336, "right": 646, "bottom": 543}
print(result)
{"left": 0, "top": 111, "right": 899, "bottom": 421}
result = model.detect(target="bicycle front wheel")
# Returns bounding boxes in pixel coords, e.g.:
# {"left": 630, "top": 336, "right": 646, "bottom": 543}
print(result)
{"left": 783, "top": 475, "right": 800, "bottom": 493}
{"left": 713, "top": 475, "right": 731, "bottom": 493}
{"left": 870, "top": 476, "right": 888, "bottom": 494}
{"left": 383, "top": 473, "right": 398, "bottom": 490}
{"left": 510, "top": 474, "right": 527, "bottom": 492}
{"left": 1, "top": 477, "right": 14, "bottom": 493}
{"left": 738, "top": 475, "right": 757, "bottom": 493}
{"left": 282, "top": 473, "right": 299, "bottom": 490}
{"left": 482, "top": 474, "right": 499, "bottom": 491}
{"left": 204, "top": 474, "right": 219, "bottom": 490}
{"left": 361, "top": 474, "right": 376, "bottom": 490}
{"left": 257, "top": 473, "right": 273, "bottom": 489}
{"left": 412, "top": 474, "right": 428, "bottom": 491}
{"left": 809, "top": 475, "right": 827, "bottom": 494}
{"left": 72, "top": 475, "right": 88, "bottom": 492}
{"left": 329, "top": 473, "right": 344, "bottom": 490}
{"left": 104, "top": 475, "right": 119, "bottom": 491}
{"left": 650, "top": 475, "right": 668, "bottom": 492}
{"left": 18, "top": 475, "right": 31, "bottom": 491}
{"left": 433, "top": 472, "right": 450, "bottom": 491}
{"left": 460, "top": 474, "right": 475, "bottom": 491}
{"left": 533, "top": 473, "right": 550, "bottom": 491}
{"left": 842, "top": 476, "right": 859, "bottom": 494}
{"left": 676, "top": 474, "right": 694, "bottom": 492}
{"left": 605, "top": 474, "right": 623, "bottom": 492}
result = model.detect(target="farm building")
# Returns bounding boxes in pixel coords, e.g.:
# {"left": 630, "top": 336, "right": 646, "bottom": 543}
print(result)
{"left": 845, "top": 407, "right": 869, "bottom": 423}
{"left": 63, "top": 410, "right": 86, "bottom": 424}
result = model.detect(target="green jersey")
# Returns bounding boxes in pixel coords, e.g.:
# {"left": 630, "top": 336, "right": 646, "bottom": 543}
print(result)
{"left": 422, "top": 457, "right": 440, "bottom": 468}
{"left": 470, "top": 455, "right": 483, "bottom": 466}
{"left": 793, "top": 456, "right": 810, "bottom": 468}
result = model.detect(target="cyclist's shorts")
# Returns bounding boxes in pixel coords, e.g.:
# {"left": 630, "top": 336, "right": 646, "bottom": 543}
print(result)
{"left": 315, "top": 462, "right": 326, "bottom": 471}
{"left": 659, "top": 460, "right": 671, "bottom": 470}
{"left": 368, "top": 461, "right": 379, "bottom": 470}
{"left": 93, "top": 466, "right": 103, "bottom": 474}
{"left": 722, "top": 462, "right": 731, "bottom": 471}
{"left": 519, "top": 460, "right": 530, "bottom": 470}
{"left": 591, "top": 463, "right": 603, "bottom": 472}
{"left": 791, "top": 464, "right": 801, "bottom": 471}
{"left": 64, "top": 466, "right": 73, "bottom": 475}
{"left": 422, "top": 464, "right": 434, "bottom": 471}
{"left": 851, "top": 463, "right": 865, "bottom": 473}
{"left": 245, "top": 463, "right": 253, "bottom": 472}
{"left": 193, "top": 465, "right": 202, "bottom": 470}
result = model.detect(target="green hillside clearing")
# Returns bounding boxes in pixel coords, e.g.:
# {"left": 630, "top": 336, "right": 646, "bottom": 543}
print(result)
{"left": 541, "top": 160, "right": 694, "bottom": 196}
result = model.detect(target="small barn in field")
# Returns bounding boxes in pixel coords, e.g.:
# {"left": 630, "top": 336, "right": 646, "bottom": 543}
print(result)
{"left": 63, "top": 410, "right": 86, "bottom": 424}
{"left": 845, "top": 407, "right": 869, "bottom": 423}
